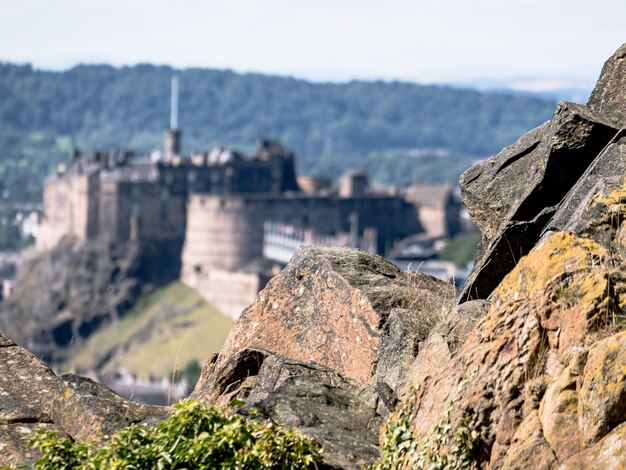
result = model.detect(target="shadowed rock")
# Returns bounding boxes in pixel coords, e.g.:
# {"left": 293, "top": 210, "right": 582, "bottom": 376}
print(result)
{"left": 196, "top": 347, "right": 385, "bottom": 469}
{"left": 460, "top": 101, "right": 618, "bottom": 301}
{"left": 0, "top": 330, "right": 167, "bottom": 466}
{"left": 544, "top": 129, "right": 626, "bottom": 237}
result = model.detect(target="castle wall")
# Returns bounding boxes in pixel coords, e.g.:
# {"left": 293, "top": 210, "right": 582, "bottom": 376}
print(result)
{"left": 181, "top": 193, "right": 422, "bottom": 315}
{"left": 182, "top": 196, "right": 266, "bottom": 275}
{"left": 185, "top": 268, "right": 263, "bottom": 319}
{"left": 38, "top": 170, "right": 100, "bottom": 250}
{"left": 99, "top": 180, "right": 186, "bottom": 242}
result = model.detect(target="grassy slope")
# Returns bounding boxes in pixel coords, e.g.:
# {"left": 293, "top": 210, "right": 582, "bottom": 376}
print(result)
{"left": 64, "top": 281, "right": 233, "bottom": 380}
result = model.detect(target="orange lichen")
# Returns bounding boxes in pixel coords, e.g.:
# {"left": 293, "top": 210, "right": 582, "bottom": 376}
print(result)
{"left": 578, "top": 330, "right": 626, "bottom": 446}
{"left": 493, "top": 231, "right": 611, "bottom": 307}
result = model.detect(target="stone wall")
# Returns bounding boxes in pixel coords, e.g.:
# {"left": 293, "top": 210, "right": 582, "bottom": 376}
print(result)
{"left": 181, "top": 192, "right": 422, "bottom": 277}
{"left": 37, "top": 168, "right": 100, "bottom": 251}
{"left": 99, "top": 180, "right": 186, "bottom": 242}
{"left": 184, "top": 268, "right": 269, "bottom": 319}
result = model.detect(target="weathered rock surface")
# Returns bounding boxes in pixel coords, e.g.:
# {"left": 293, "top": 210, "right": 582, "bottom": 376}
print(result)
{"left": 588, "top": 43, "right": 626, "bottom": 128}
{"left": 200, "top": 348, "right": 385, "bottom": 469}
{"left": 460, "top": 102, "right": 618, "bottom": 301}
{"left": 0, "top": 330, "right": 167, "bottom": 466}
{"left": 389, "top": 224, "right": 626, "bottom": 467}
{"left": 195, "top": 246, "right": 456, "bottom": 402}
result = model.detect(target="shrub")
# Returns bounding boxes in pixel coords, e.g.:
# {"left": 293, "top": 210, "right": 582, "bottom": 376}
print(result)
{"left": 6, "top": 399, "right": 321, "bottom": 469}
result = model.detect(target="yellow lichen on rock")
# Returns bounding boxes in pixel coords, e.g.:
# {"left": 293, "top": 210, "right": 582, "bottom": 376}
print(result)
{"left": 592, "top": 178, "right": 626, "bottom": 209}
{"left": 492, "top": 231, "right": 618, "bottom": 358}
{"left": 578, "top": 330, "right": 626, "bottom": 447}
{"left": 493, "top": 231, "right": 611, "bottom": 307}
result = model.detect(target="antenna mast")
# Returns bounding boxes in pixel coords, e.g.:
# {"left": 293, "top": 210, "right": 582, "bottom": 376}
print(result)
{"left": 170, "top": 75, "right": 179, "bottom": 130}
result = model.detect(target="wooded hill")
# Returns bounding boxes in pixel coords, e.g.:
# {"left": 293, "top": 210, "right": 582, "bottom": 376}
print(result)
{"left": 0, "top": 62, "right": 556, "bottom": 200}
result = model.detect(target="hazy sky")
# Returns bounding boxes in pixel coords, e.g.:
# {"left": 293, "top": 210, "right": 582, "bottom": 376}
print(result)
{"left": 0, "top": 0, "right": 623, "bottom": 85}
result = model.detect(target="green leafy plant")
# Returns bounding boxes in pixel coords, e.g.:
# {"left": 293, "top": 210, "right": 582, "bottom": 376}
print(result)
{"left": 374, "top": 374, "right": 481, "bottom": 470}
{"left": 374, "top": 404, "right": 480, "bottom": 470}
{"left": 7, "top": 399, "right": 321, "bottom": 469}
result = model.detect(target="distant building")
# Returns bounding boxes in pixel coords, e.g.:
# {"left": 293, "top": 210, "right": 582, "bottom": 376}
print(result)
{"left": 36, "top": 79, "right": 463, "bottom": 318}
{"left": 37, "top": 138, "right": 300, "bottom": 251}
{"left": 404, "top": 181, "right": 462, "bottom": 238}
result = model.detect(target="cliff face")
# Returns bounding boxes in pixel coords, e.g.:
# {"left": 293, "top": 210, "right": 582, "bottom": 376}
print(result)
{"left": 0, "top": 236, "right": 182, "bottom": 364}
{"left": 1, "top": 44, "right": 625, "bottom": 468}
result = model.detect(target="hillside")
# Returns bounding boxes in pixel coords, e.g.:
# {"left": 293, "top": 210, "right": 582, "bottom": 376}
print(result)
{"left": 63, "top": 281, "right": 233, "bottom": 381}
{"left": 0, "top": 237, "right": 183, "bottom": 364}
{"left": 0, "top": 62, "right": 555, "bottom": 201}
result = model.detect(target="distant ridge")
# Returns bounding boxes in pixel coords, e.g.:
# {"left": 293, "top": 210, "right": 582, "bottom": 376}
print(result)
{"left": 0, "top": 61, "right": 555, "bottom": 194}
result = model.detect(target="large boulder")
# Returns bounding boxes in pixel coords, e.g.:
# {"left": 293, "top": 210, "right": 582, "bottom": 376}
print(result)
{"left": 195, "top": 246, "right": 456, "bottom": 404}
{"left": 0, "top": 330, "right": 167, "bottom": 466}
{"left": 192, "top": 247, "right": 461, "bottom": 467}
{"left": 459, "top": 102, "right": 618, "bottom": 301}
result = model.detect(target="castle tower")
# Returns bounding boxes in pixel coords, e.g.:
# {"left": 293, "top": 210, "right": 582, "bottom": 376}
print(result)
{"left": 164, "top": 75, "right": 182, "bottom": 161}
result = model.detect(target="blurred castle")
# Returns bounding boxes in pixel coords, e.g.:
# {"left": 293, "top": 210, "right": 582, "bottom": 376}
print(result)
{"left": 37, "top": 136, "right": 299, "bottom": 251}
{"left": 37, "top": 79, "right": 462, "bottom": 317}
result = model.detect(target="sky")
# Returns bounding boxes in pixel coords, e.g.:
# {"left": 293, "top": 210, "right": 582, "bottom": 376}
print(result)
{"left": 0, "top": 0, "right": 624, "bottom": 88}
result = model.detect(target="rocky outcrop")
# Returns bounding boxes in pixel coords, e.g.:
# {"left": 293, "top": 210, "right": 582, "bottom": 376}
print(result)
{"left": 0, "top": 236, "right": 182, "bottom": 364}
{"left": 381, "top": 43, "right": 626, "bottom": 469}
{"left": 193, "top": 246, "right": 459, "bottom": 468}
{"left": 390, "top": 230, "right": 626, "bottom": 467}
{"left": 460, "top": 102, "right": 618, "bottom": 301}
{"left": 0, "top": 329, "right": 168, "bottom": 466}
{"left": 195, "top": 246, "right": 456, "bottom": 403}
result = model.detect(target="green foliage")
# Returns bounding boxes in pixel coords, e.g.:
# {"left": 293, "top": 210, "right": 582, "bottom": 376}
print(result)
{"left": 438, "top": 231, "right": 481, "bottom": 267}
{"left": 21, "top": 399, "right": 321, "bottom": 469}
{"left": 374, "top": 378, "right": 481, "bottom": 470}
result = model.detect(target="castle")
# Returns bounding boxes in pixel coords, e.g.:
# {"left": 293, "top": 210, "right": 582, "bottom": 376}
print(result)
{"left": 37, "top": 132, "right": 299, "bottom": 251}
{"left": 37, "top": 81, "right": 462, "bottom": 317}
